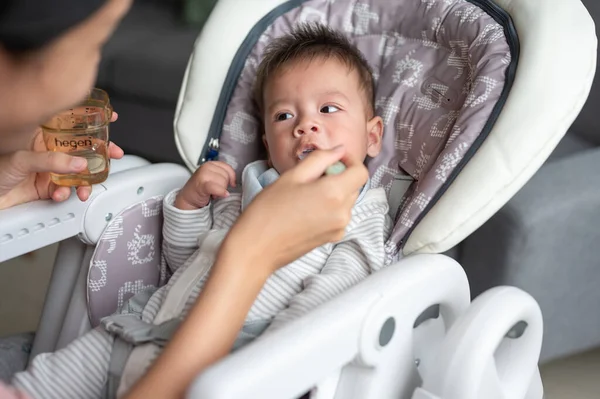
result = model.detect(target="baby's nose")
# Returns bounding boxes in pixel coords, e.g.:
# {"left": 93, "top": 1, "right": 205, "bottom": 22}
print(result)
{"left": 294, "top": 124, "right": 319, "bottom": 137}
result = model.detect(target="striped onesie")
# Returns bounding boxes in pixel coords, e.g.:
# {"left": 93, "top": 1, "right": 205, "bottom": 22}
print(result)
{"left": 12, "top": 161, "right": 392, "bottom": 399}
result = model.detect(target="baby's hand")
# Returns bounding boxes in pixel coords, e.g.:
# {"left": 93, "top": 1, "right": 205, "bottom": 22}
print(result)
{"left": 175, "top": 161, "right": 237, "bottom": 210}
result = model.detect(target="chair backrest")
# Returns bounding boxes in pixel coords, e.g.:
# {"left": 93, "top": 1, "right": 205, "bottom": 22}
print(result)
{"left": 175, "top": 0, "right": 516, "bottom": 257}
{"left": 86, "top": 196, "right": 167, "bottom": 327}
{"left": 175, "top": 0, "right": 596, "bottom": 257}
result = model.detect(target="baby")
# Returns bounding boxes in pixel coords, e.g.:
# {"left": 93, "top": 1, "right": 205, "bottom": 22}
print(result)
{"left": 10, "top": 24, "right": 393, "bottom": 399}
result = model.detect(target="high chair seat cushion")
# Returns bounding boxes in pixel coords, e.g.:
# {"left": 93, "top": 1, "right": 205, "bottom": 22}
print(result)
{"left": 87, "top": 196, "right": 167, "bottom": 327}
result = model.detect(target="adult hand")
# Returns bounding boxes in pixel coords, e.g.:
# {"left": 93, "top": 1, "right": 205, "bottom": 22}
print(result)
{"left": 223, "top": 145, "right": 369, "bottom": 274}
{"left": 0, "top": 112, "right": 123, "bottom": 210}
{"left": 124, "top": 146, "right": 369, "bottom": 399}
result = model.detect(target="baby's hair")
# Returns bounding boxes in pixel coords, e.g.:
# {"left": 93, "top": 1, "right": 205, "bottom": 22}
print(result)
{"left": 253, "top": 23, "right": 375, "bottom": 118}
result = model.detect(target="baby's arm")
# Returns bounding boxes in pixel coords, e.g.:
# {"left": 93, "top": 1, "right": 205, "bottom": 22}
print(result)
{"left": 162, "top": 161, "right": 237, "bottom": 274}
{"left": 264, "top": 198, "right": 392, "bottom": 332}
{"left": 161, "top": 190, "right": 214, "bottom": 274}
{"left": 11, "top": 328, "right": 113, "bottom": 399}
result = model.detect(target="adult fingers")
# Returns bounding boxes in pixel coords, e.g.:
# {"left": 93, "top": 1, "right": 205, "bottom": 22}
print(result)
{"left": 51, "top": 186, "right": 72, "bottom": 202}
{"left": 111, "top": 112, "right": 119, "bottom": 122}
{"left": 108, "top": 142, "right": 124, "bottom": 159}
{"left": 76, "top": 186, "right": 92, "bottom": 201}
{"left": 12, "top": 150, "right": 88, "bottom": 175}
{"left": 322, "top": 161, "right": 369, "bottom": 196}
{"left": 288, "top": 146, "right": 345, "bottom": 183}
{"left": 50, "top": 184, "right": 92, "bottom": 203}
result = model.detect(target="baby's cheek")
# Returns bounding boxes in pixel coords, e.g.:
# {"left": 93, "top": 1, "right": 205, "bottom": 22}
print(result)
{"left": 348, "top": 137, "right": 370, "bottom": 161}
{"left": 271, "top": 153, "right": 295, "bottom": 174}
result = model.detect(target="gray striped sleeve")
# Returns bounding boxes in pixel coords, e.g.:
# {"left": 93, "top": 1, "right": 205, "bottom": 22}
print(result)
{"left": 211, "top": 194, "right": 242, "bottom": 230}
{"left": 162, "top": 189, "right": 214, "bottom": 274}
{"left": 12, "top": 328, "right": 113, "bottom": 399}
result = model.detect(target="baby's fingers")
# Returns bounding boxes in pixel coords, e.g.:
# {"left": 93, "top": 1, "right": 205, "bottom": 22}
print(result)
{"left": 219, "top": 162, "right": 237, "bottom": 188}
{"left": 204, "top": 181, "right": 229, "bottom": 199}
{"left": 204, "top": 165, "right": 230, "bottom": 186}
{"left": 210, "top": 161, "right": 237, "bottom": 187}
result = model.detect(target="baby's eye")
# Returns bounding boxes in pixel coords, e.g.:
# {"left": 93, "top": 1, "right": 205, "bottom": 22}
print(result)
{"left": 275, "top": 112, "right": 293, "bottom": 121}
{"left": 320, "top": 105, "right": 340, "bottom": 114}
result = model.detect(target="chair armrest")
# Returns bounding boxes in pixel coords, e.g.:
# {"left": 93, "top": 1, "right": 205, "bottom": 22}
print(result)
{"left": 0, "top": 158, "right": 190, "bottom": 262}
{"left": 187, "top": 254, "right": 471, "bottom": 399}
{"left": 413, "top": 287, "right": 543, "bottom": 399}
{"left": 108, "top": 154, "right": 151, "bottom": 174}
{"left": 0, "top": 187, "right": 104, "bottom": 263}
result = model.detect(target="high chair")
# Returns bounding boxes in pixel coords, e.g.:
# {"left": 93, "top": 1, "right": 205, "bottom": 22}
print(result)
{"left": 0, "top": 0, "right": 596, "bottom": 397}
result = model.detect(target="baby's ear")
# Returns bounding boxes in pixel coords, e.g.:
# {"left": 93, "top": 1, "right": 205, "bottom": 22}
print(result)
{"left": 366, "top": 116, "right": 383, "bottom": 158}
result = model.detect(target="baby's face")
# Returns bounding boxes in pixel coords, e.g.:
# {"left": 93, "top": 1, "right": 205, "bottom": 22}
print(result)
{"left": 262, "top": 57, "right": 383, "bottom": 174}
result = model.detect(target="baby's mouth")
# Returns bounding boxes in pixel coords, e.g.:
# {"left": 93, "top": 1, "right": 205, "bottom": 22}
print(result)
{"left": 297, "top": 145, "right": 318, "bottom": 160}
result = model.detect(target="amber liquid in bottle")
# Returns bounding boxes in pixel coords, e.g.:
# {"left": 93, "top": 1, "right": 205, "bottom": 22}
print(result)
{"left": 42, "top": 99, "right": 111, "bottom": 186}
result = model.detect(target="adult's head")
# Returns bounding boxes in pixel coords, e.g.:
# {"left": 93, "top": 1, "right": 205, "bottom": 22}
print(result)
{"left": 0, "top": 0, "right": 131, "bottom": 136}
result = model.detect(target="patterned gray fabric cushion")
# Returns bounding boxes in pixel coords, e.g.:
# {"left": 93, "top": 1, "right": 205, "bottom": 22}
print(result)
{"left": 217, "top": 0, "right": 511, "bottom": 251}
{"left": 87, "top": 196, "right": 167, "bottom": 327}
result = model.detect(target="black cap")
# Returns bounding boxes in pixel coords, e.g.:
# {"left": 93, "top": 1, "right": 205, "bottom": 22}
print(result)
{"left": 0, "top": 0, "right": 107, "bottom": 52}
